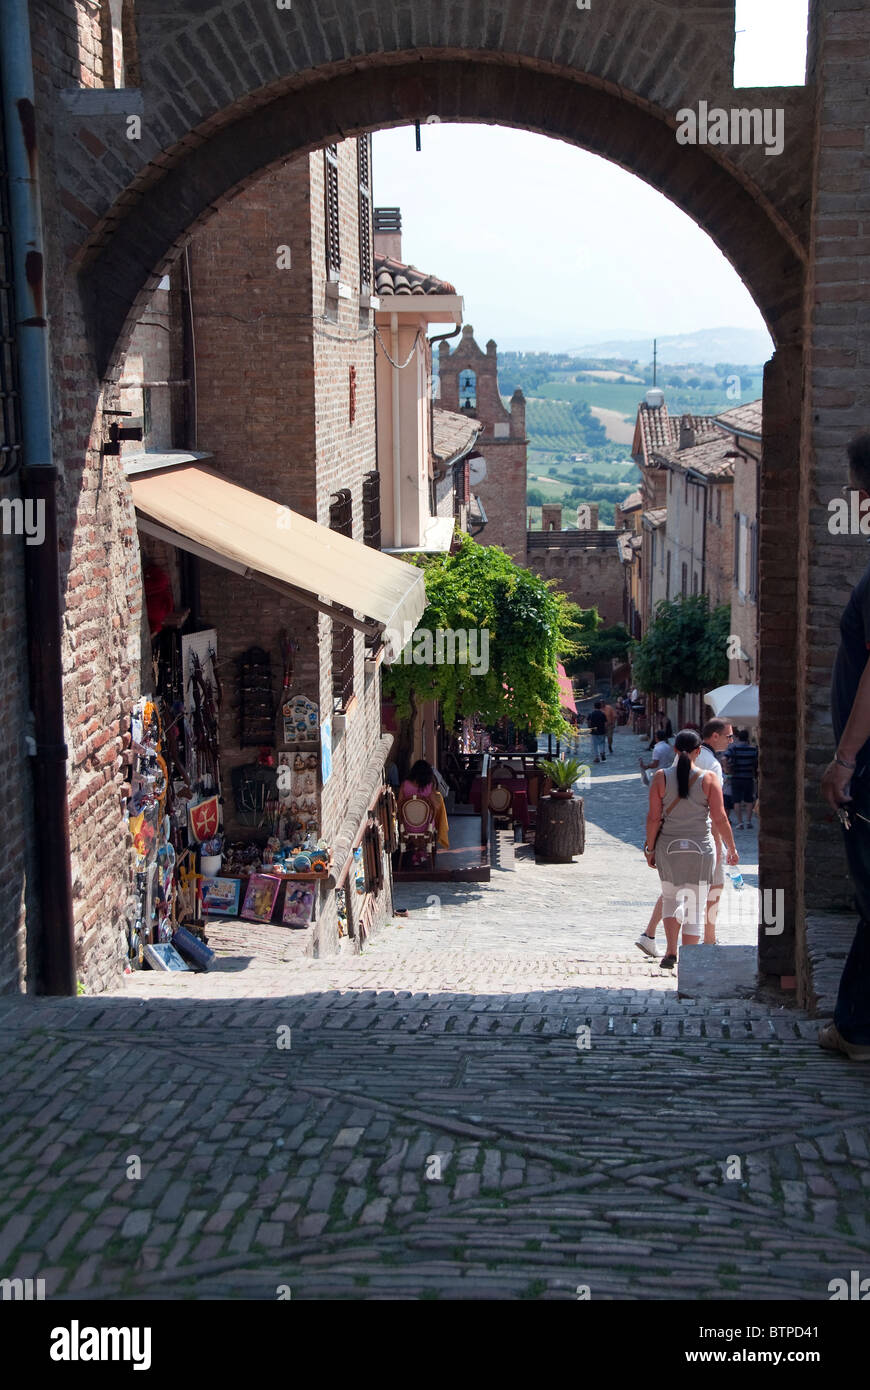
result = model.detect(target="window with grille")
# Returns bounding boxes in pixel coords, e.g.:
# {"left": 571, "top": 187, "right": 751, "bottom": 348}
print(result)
{"left": 357, "top": 135, "right": 372, "bottom": 293}
{"left": 330, "top": 489, "right": 355, "bottom": 709}
{"left": 362, "top": 471, "right": 381, "bottom": 549}
{"left": 749, "top": 521, "right": 759, "bottom": 602}
{"left": 681, "top": 562, "right": 688, "bottom": 596}
{"left": 324, "top": 143, "right": 341, "bottom": 280}
{"left": 0, "top": 103, "right": 22, "bottom": 480}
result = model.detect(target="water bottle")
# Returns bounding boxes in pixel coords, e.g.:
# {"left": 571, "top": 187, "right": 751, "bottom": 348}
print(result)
{"left": 728, "top": 868, "right": 745, "bottom": 893}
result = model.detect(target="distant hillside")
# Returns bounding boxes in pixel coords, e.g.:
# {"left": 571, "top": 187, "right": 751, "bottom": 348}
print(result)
{"left": 568, "top": 326, "right": 773, "bottom": 367}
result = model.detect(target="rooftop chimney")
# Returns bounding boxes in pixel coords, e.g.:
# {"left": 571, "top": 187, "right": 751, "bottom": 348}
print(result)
{"left": 679, "top": 414, "right": 696, "bottom": 450}
{"left": 374, "top": 206, "right": 402, "bottom": 261}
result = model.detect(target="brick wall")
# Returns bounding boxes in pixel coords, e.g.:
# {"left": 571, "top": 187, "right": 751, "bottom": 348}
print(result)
{"left": 526, "top": 545, "right": 626, "bottom": 629}
{"left": 186, "top": 144, "right": 389, "bottom": 957}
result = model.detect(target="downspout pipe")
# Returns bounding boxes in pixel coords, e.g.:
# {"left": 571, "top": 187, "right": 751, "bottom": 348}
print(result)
{"left": 390, "top": 312, "right": 401, "bottom": 549}
{"left": 1, "top": 1, "right": 76, "bottom": 995}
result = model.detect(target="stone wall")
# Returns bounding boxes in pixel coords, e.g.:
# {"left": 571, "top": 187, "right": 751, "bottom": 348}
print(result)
{"left": 526, "top": 541, "right": 625, "bottom": 629}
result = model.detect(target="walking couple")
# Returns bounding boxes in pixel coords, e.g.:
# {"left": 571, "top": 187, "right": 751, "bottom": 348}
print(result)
{"left": 638, "top": 722, "right": 739, "bottom": 969}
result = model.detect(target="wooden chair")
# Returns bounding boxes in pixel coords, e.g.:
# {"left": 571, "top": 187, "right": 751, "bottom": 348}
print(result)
{"left": 489, "top": 782, "right": 513, "bottom": 823}
{"left": 397, "top": 794, "right": 437, "bottom": 870}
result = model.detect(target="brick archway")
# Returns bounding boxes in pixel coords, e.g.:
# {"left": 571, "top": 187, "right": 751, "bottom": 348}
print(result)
{"left": 80, "top": 54, "right": 808, "bottom": 376}
{"left": 52, "top": 0, "right": 843, "bottom": 998}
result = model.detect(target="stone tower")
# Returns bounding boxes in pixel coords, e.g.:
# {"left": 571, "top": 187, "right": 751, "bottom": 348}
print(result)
{"left": 439, "top": 327, "right": 528, "bottom": 562}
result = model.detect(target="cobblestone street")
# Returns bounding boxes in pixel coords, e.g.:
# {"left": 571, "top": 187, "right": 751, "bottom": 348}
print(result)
{"left": 2, "top": 730, "right": 868, "bottom": 1301}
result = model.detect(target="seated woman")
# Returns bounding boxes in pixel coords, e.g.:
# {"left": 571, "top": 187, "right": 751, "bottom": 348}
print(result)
{"left": 399, "top": 759, "right": 450, "bottom": 852}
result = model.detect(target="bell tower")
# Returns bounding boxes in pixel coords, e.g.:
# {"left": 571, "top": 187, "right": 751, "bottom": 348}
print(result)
{"left": 439, "top": 327, "right": 527, "bottom": 562}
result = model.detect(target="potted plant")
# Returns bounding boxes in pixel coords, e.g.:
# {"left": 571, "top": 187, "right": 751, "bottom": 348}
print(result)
{"left": 539, "top": 758, "right": 582, "bottom": 800}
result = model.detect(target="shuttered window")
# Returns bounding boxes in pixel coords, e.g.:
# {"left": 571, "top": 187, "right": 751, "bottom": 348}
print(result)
{"left": 324, "top": 144, "right": 341, "bottom": 280}
{"left": 362, "top": 471, "right": 381, "bottom": 549}
{"left": 330, "top": 489, "right": 355, "bottom": 709}
{"left": 357, "top": 135, "right": 373, "bottom": 293}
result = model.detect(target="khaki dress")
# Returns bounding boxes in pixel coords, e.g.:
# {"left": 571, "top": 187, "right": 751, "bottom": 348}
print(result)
{"left": 654, "top": 765, "right": 716, "bottom": 886}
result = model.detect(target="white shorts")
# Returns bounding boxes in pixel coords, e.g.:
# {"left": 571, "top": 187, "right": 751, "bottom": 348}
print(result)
{"left": 661, "top": 881, "right": 709, "bottom": 932}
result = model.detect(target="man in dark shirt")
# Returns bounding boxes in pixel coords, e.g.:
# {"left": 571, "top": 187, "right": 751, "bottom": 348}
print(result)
{"left": 725, "top": 729, "right": 758, "bottom": 829}
{"left": 820, "top": 433, "right": 870, "bottom": 1060}
{"left": 588, "top": 701, "right": 608, "bottom": 763}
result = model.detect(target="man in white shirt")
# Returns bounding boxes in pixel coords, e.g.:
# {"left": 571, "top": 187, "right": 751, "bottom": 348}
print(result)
{"left": 638, "top": 729, "right": 675, "bottom": 786}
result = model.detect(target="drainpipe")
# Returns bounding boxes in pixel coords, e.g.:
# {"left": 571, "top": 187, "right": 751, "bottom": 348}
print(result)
{"left": 1, "top": 1, "right": 76, "bottom": 994}
{"left": 390, "top": 311, "right": 401, "bottom": 549}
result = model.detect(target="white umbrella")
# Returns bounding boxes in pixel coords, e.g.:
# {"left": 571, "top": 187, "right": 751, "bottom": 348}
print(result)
{"left": 704, "top": 684, "right": 760, "bottom": 721}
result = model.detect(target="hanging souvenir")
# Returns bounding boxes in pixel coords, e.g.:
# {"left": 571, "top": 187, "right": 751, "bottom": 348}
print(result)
{"left": 282, "top": 693, "right": 318, "bottom": 744}
{"left": 189, "top": 795, "right": 220, "bottom": 843}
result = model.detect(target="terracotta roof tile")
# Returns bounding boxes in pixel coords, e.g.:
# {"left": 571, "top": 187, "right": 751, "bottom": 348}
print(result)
{"left": 643, "top": 508, "right": 668, "bottom": 528}
{"left": 375, "top": 254, "right": 457, "bottom": 297}
{"left": 716, "top": 399, "right": 763, "bottom": 438}
{"left": 633, "top": 400, "right": 722, "bottom": 466}
{"left": 653, "top": 433, "right": 736, "bottom": 481}
{"left": 432, "top": 407, "right": 481, "bottom": 465}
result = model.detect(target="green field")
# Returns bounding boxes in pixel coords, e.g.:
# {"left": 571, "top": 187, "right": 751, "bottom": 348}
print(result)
{"left": 531, "top": 376, "right": 764, "bottom": 422}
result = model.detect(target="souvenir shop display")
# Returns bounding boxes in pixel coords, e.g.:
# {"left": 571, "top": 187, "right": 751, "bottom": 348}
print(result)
{"left": 277, "top": 749, "right": 320, "bottom": 835}
{"left": 144, "top": 942, "right": 189, "bottom": 972}
{"left": 283, "top": 883, "right": 317, "bottom": 928}
{"left": 241, "top": 874, "right": 282, "bottom": 923}
{"left": 173, "top": 924, "right": 216, "bottom": 970}
{"left": 281, "top": 692, "right": 318, "bottom": 744}
{"left": 201, "top": 877, "right": 241, "bottom": 917}
{"left": 236, "top": 646, "right": 275, "bottom": 747}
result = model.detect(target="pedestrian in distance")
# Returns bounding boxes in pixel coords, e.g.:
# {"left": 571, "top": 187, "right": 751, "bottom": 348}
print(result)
{"left": 603, "top": 699, "right": 618, "bottom": 753}
{"left": 638, "top": 727, "right": 675, "bottom": 787}
{"left": 725, "top": 728, "right": 758, "bottom": 829}
{"left": 819, "top": 432, "right": 870, "bottom": 1061}
{"left": 643, "top": 729, "right": 738, "bottom": 970}
{"left": 588, "top": 700, "right": 608, "bottom": 763}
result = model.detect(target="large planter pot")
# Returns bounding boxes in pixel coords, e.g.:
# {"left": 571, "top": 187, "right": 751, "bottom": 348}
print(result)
{"left": 550, "top": 789, "right": 574, "bottom": 801}
{"left": 535, "top": 795, "right": 585, "bottom": 862}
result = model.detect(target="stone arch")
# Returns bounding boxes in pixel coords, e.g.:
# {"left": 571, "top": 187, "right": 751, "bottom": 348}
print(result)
{"left": 76, "top": 51, "right": 810, "bottom": 376}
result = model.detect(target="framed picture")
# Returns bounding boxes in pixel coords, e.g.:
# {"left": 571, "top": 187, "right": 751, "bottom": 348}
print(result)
{"left": 241, "top": 874, "right": 282, "bottom": 923}
{"left": 144, "top": 942, "right": 189, "bottom": 972}
{"left": 282, "top": 883, "right": 317, "bottom": 928}
{"left": 201, "top": 876, "right": 241, "bottom": 917}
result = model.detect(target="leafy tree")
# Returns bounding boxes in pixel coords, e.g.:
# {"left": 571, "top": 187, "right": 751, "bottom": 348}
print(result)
{"left": 566, "top": 610, "right": 632, "bottom": 674}
{"left": 630, "top": 595, "right": 730, "bottom": 698}
{"left": 383, "top": 532, "right": 585, "bottom": 735}
{"left": 527, "top": 487, "right": 544, "bottom": 507}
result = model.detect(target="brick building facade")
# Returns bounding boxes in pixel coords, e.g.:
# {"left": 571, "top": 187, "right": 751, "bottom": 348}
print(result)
{"left": 2, "top": 0, "right": 868, "bottom": 1003}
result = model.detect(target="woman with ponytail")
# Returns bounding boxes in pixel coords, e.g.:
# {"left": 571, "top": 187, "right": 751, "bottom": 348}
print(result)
{"left": 643, "top": 729, "right": 738, "bottom": 969}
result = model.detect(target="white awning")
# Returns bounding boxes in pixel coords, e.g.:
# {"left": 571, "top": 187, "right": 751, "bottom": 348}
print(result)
{"left": 131, "top": 464, "right": 427, "bottom": 639}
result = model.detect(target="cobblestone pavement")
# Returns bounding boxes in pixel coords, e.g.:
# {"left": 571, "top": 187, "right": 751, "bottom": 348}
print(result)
{"left": 1, "top": 729, "right": 867, "bottom": 1301}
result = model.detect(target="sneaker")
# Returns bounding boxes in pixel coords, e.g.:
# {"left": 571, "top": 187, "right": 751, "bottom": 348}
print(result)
{"left": 636, "top": 933, "right": 659, "bottom": 958}
{"left": 818, "top": 1022, "right": 870, "bottom": 1061}
{"left": 660, "top": 954, "right": 677, "bottom": 970}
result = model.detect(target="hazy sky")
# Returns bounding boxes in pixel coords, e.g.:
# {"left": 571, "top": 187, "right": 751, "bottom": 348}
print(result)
{"left": 371, "top": 0, "right": 809, "bottom": 353}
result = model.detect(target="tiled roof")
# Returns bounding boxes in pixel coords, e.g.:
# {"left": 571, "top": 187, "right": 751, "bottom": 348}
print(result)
{"left": 654, "top": 433, "right": 736, "bottom": 482}
{"left": 617, "top": 534, "right": 633, "bottom": 563}
{"left": 633, "top": 400, "right": 723, "bottom": 467}
{"left": 619, "top": 491, "right": 643, "bottom": 511}
{"left": 643, "top": 508, "right": 667, "bottom": 528}
{"left": 432, "top": 407, "right": 480, "bottom": 465}
{"left": 375, "top": 254, "right": 457, "bottom": 297}
{"left": 716, "top": 399, "right": 763, "bottom": 439}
